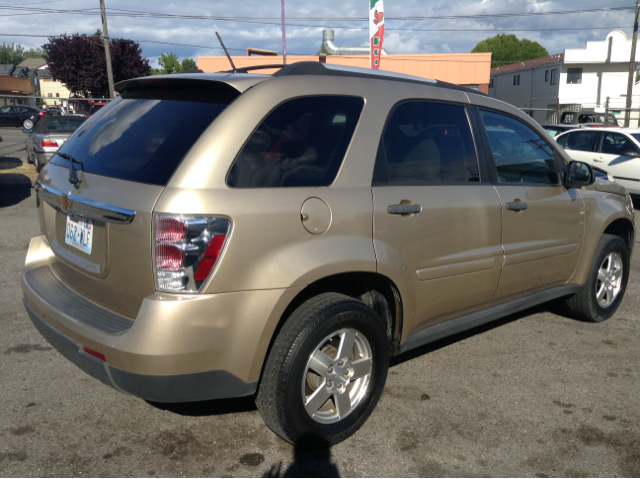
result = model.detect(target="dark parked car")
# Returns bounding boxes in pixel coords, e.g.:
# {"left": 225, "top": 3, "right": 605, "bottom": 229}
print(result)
{"left": 0, "top": 105, "right": 51, "bottom": 129}
{"left": 25, "top": 116, "right": 86, "bottom": 171}
{"left": 543, "top": 124, "right": 580, "bottom": 137}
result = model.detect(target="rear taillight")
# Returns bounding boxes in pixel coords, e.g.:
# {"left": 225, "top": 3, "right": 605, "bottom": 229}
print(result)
{"left": 41, "top": 138, "right": 58, "bottom": 148}
{"left": 154, "top": 215, "right": 231, "bottom": 292}
{"left": 38, "top": 111, "right": 46, "bottom": 116}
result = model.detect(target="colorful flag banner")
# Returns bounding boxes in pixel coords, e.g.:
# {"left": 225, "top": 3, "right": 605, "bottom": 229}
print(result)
{"left": 369, "top": 0, "right": 384, "bottom": 69}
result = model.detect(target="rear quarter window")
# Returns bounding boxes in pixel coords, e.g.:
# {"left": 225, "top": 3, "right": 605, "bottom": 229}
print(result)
{"left": 226, "top": 96, "right": 364, "bottom": 188}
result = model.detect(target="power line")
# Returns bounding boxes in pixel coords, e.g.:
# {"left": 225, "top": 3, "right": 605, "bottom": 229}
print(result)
{"left": 0, "top": 5, "right": 633, "bottom": 23}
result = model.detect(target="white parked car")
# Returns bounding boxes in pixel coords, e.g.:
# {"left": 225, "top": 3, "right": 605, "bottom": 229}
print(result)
{"left": 556, "top": 128, "right": 640, "bottom": 195}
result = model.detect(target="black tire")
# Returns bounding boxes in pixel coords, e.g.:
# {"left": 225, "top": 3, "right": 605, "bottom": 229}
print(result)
{"left": 564, "top": 234, "right": 630, "bottom": 322}
{"left": 26, "top": 148, "right": 32, "bottom": 165}
{"left": 256, "top": 293, "right": 389, "bottom": 446}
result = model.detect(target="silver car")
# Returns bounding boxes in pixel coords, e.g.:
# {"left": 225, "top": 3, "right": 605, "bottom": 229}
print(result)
{"left": 25, "top": 116, "right": 86, "bottom": 172}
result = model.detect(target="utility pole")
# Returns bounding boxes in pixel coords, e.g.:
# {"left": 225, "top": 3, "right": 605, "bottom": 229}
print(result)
{"left": 281, "top": 0, "right": 286, "bottom": 65}
{"left": 624, "top": 0, "right": 640, "bottom": 127}
{"left": 605, "top": 96, "right": 610, "bottom": 127}
{"left": 100, "top": 0, "right": 115, "bottom": 99}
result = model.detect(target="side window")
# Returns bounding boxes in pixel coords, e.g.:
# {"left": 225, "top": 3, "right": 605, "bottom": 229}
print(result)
{"left": 0, "top": 106, "right": 10, "bottom": 113}
{"left": 479, "top": 109, "right": 559, "bottom": 185}
{"left": 599, "top": 133, "right": 639, "bottom": 156}
{"left": 227, "top": 96, "right": 364, "bottom": 188}
{"left": 372, "top": 101, "right": 480, "bottom": 185}
{"left": 565, "top": 131, "right": 598, "bottom": 152}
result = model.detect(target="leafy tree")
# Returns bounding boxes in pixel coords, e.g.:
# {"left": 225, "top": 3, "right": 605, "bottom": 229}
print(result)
{"left": 181, "top": 57, "right": 197, "bottom": 71}
{"left": 0, "top": 43, "right": 27, "bottom": 64}
{"left": 157, "top": 52, "right": 182, "bottom": 74}
{"left": 43, "top": 34, "right": 150, "bottom": 97}
{"left": 471, "top": 34, "right": 549, "bottom": 68}
{"left": 92, "top": 29, "right": 103, "bottom": 38}
{"left": 25, "top": 47, "right": 46, "bottom": 59}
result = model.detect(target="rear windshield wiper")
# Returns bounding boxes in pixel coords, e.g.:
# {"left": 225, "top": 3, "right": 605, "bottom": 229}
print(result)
{"left": 56, "top": 152, "right": 83, "bottom": 188}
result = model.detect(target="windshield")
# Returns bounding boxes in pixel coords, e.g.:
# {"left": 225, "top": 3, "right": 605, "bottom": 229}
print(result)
{"left": 50, "top": 89, "right": 234, "bottom": 185}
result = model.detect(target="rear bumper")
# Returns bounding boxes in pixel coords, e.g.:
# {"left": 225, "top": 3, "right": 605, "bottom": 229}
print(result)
{"left": 24, "top": 300, "right": 255, "bottom": 402}
{"left": 22, "top": 235, "right": 302, "bottom": 402}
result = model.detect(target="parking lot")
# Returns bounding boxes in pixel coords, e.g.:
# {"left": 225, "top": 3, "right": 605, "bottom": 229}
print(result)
{"left": 0, "top": 125, "right": 638, "bottom": 477}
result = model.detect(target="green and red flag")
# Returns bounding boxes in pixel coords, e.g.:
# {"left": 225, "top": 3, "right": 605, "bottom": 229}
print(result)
{"left": 369, "top": 0, "right": 384, "bottom": 69}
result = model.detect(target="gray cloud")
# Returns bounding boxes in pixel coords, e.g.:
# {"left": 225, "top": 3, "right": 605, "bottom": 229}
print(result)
{"left": 0, "top": 0, "right": 634, "bottom": 67}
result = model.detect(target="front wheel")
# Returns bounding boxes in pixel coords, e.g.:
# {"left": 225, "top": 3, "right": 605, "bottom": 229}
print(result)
{"left": 564, "top": 234, "right": 630, "bottom": 322}
{"left": 256, "top": 293, "right": 389, "bottom": 445}
{"left": 23, "top": 118, "right": 33, "bottom": 130}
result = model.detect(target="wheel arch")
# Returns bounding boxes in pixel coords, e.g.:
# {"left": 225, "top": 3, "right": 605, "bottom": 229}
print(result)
{"left": 253, "top": 271, "right": 404, "bottom": 386}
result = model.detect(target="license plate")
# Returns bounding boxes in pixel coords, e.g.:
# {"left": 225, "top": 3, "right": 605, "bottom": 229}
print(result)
{"left": 65, "top": 215, "right": 93, "bottom": 255}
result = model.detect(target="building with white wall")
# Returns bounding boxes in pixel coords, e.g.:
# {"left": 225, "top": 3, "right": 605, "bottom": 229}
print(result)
{"left": 488, "top": 31, "right": 640, "bottom": 125}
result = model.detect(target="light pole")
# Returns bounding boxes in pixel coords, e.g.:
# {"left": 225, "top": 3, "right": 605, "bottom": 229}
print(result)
{"left": 100, "top": 0, "right": 115, "bottom": 99}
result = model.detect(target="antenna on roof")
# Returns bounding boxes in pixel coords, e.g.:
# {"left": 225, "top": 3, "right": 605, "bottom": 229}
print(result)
{"left": 215, "top": 32, "right": 237, "bottom": 74}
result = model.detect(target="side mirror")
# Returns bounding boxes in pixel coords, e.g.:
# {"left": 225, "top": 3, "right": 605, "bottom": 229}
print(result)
{"left": 565, "top": 161, "right": 595, "bottom": 189}
{"left": 621, "top": 150, "right": 640, "bottom": 158}
{"left": 22, "top": 128, "right": 31, "bottom": 134}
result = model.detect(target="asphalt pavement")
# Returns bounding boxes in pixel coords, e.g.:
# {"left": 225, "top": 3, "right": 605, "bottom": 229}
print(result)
{"left": 1, "top": 126, "right": 638, "bottom": 477}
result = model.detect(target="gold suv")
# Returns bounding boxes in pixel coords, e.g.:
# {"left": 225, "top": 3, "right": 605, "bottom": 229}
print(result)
{"left": 22, "top": 63, "right": 635, "bottom": 445}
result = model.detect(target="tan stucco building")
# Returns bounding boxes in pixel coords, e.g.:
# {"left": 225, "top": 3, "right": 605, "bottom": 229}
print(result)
{"left": 198, "top": 52, "right": 491, "bottom": 93}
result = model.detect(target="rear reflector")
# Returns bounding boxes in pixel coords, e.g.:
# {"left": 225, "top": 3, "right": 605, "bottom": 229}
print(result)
{"left": 82, "top": 346, "right": 106, "bottom": 362}
{"left": 194, "top": 235, "right": 226, "bottom": 281}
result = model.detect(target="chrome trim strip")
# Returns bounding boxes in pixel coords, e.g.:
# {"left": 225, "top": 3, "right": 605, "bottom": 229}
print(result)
{"left": 35, "top": 181, "right": 136, "bottom": 224}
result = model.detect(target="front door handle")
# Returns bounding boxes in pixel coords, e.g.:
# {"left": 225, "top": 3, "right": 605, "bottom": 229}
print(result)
{"left": 593, "top": 158, "right": 604, "bottom": 163}
{"left": 506, "top": 201, "right": 528, "bottom": 212}
{"left": 388, "top": 204, "right": 422, "bottom": 215}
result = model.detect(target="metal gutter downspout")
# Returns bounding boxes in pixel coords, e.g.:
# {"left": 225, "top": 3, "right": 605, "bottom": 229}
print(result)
{"left": 322, "top": 29, "right": 388, "bottom": 55}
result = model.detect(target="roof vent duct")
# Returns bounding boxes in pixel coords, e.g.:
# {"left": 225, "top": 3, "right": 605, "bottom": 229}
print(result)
{"left": 321, "top": 29, "right": 388, "bottom": 56}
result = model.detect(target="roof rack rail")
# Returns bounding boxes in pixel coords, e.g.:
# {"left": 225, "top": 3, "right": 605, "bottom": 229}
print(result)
{"left": 272, "top": 62, "right": 486, "bottom": 95}
{"left": 220, "top": 61, "right": 486, "bottom": 96}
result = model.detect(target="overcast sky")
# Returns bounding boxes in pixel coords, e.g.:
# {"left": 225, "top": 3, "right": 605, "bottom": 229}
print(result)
{"left": 0, "top": 0, "right": 636, "bottom": 68}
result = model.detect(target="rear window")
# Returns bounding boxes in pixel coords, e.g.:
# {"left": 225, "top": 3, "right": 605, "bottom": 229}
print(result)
{"left": 226, "top": 96, "right": 364, "bottom": 188}
{"left": 36, "top": 117, "right": 85, "bottom": 133}
{"left": 50, "top": 88, "right": 234, "bottom": 186}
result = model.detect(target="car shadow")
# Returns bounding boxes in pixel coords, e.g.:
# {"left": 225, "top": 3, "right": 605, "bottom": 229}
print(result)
{"left": 0, "top": 173, "right": 31, "bottom": 208}
{"left": 146, "top": 394, "right": 257, "bottom": 417}
{"left": 0, "top": 156, "right": 23, "bottom": 170}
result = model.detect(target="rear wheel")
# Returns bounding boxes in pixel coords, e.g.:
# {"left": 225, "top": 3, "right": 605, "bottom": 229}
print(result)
{"left": 564, "top": 234, "right": 629, "bottom": 322}
{"left": 256, "top": 293, "right": 389, "bottom": 445}
{"left": 23, "top": 119, "right": 33, "bottom": 130}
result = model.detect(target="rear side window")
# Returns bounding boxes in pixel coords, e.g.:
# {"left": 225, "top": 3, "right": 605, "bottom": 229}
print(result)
{"left": 226, "top": 96, "right": 364, "bottom": 188}
{"left": 555, "top": 133, "right": 568, "bottom": 148}
{"left": 373, "top": 101, "right": 479, "bottom": 185}
{"left": 599, "top": 133, "right": 639, "bottom": 156}
{"left": 50, "top": 88, "right": 234, "bottom": 186}
{"left": 564, "top": 131, "right": 598, "bottom": 152}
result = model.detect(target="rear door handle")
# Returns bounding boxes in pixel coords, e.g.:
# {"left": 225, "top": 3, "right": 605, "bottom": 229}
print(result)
{"left": 388, "top": 204, "right": 422, "bottom": 215}
{"left": 506, "top": 201, "right": 527, "bottom": 212}
{"left": 593, "top": 158, "right": 604, "bottom": 163}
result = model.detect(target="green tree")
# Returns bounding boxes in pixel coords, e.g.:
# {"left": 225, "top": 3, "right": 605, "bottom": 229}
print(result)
{"left": 157, "top": 52, "right": 182, "bottom": 74}
{"left": 92, "top": 29, "right": 103, "bottom": 38}
{"left": 471, "top": 34, "right": 549, "bottom": 68}
{"left": 0, "top": 42, "right": 27, "bottom": 64}
{"left": 181, "top": 58, "right": 197, "bottom": 71}
{"left": 25, "top": 47, "right": 46, "bottom": 59}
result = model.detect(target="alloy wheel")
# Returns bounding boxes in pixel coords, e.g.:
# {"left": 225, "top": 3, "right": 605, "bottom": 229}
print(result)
{"left": 596, "top": 251, "right": 623, "bottom": 308}
{"left": 301, "top": 328, "right": 373, "bottom": 425}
